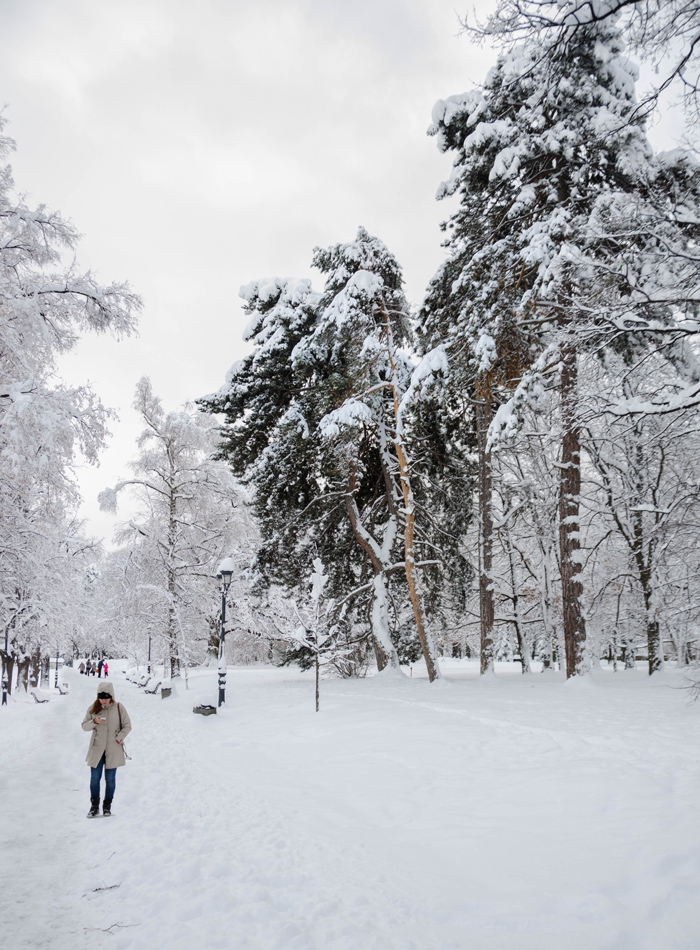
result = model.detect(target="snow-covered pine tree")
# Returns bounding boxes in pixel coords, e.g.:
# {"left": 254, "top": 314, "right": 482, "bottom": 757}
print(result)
{"left": 480, "top": 1, "right": 700, "bottom": 129}
{"left": 421, "top": 13, "right": 700, "bottom": 676}
{"left": 475, "top": 1, "right": 700, "bottom": 417}
{"left": 302, "top": 228, "right": 464, "bottom": 682}
{"left": 200, "top": 273, "right": 395, "bottom": 670}
{"left": 201, "top": 229, "right": 471, "bottom": 680}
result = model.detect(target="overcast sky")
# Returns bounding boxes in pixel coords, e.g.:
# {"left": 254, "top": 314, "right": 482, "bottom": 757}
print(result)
{"left": 0, "top": 0, "right": 685, "bottom": 545}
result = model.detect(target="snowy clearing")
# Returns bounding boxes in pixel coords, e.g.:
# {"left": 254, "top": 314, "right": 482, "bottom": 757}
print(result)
{"left": 1, "top": 663, "right": 699, "bottom": 950}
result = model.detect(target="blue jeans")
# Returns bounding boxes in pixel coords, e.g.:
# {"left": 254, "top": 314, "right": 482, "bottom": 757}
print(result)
{"left": 90, "top": 753, "right": 116, "bottom": 800}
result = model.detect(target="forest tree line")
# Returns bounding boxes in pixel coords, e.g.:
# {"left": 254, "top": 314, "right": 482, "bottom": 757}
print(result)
{"left": 2, "top": 1, "right": 700, "bottom": 690}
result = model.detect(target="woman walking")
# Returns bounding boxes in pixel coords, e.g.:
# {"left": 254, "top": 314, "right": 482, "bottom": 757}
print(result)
{"left": 81, "top": 681, "right": 132, "bottom": 818}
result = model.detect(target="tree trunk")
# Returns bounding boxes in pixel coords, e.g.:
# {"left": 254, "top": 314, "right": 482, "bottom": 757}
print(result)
{"left": 631, "top": 508, "right": 663, "bottom": 675}
{"left": 206, "top": 615, "right": 221, "bottom": 660}
{"left": 386, "top": 310, "right": 440, "bottom": 682}
{"left": 315, "top": 651, "right": 320, "bottom": 713}
{"left": 16, "top": 652, "right": 30, "bottom": 692}
{"left": 504, "top": 528, "right": 531, "bottom": 673}
{"left": 393, "top": 428, "right": 440, "bottom": 682}
{"left": 29, "top": 647, "right": 41, "bottom": 688}
{"left": 167, "top": 604, "right": 180, "bottom": 676}
{"left": 641, "top": 582, "right": 662, "bottom": 674}
{"left": 611, "top": 588, "right": 623, "bottom": 672}
{"left": 540, "top": 540, "right": 557, "bottom": 669}
{"left": 4, "top": 653, "right": 15, "bottom": 695}
{"left": 475, "top": 392, "right": 495, "bottom": 675}
{"left": 558, "top": 341, "right": 586, "bottom": 678}
{"left": 166, "top": 584, "right": 180, "bottom": 677}
{"left": 344, "top": 468, "right": 402, "bottom": 673}
{"left": 166, "top": 481, "right": 181, "bottom": 677}
{"left": 369, "top": 572, "right": 398, "bottom": 672}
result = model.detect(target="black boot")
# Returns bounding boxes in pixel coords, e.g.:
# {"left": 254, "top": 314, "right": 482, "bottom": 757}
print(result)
{"left": 103, "top": 798, "right": 113, "bottom": 817}
{"left": 87, "top": 796, "right": 100, "bottom": 818}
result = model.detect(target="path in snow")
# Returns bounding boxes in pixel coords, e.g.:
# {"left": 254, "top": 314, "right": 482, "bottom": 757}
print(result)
{"left": 1, "top": 662, "right": 699, "bottom": 949}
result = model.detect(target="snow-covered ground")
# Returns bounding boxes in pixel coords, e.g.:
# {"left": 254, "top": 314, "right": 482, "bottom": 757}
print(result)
{"left": 1, "top": 662, "right": 699, "bottom": 950}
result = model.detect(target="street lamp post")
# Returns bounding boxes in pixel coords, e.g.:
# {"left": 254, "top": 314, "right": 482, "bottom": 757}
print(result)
{"left": 54, "top": 646, "right": 59, "bottom": 689}
{"left": 216, "top": 558, "right": 235, "bottom": 707}
{"left": 148, "top": 634, "right": 152, "bottom": 674}
{"left": 1, "top": 624, "right": 8, "bottom": 706}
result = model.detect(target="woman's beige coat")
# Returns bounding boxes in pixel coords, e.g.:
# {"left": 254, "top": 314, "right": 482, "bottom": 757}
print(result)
{"left": 81, "top": 681, "right": 132, "bottom": 768}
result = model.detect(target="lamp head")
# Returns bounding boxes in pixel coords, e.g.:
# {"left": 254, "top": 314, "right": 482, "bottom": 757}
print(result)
{"left": 217, "top": 557, "right": 235, "bottom": 589}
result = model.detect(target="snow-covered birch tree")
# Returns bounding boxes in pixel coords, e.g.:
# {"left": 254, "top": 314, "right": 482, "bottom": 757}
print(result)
{"left": 277, "top": 558, "right": 364, "bottom": 710}
{"left": 99, "top": 378, "right": 254, "bottom": 675}
{"left": 0, "top": 116, "right": 140, "bottom": 694}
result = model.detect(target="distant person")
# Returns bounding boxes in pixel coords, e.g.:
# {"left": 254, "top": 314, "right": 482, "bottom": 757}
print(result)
{"left": 97, "top": 658, "right": 104, "bottom": 678}
{"left": 81, "top": 681, "right": 132, "bottom": 818}
{"left": 85, "top": 659, "right": 92, "bottom": 676}
{"left": 103, "top": 661, "right": 109, "bottom": 677}
{"left": 78, "top": 660, "right": 85, "bottom": 675}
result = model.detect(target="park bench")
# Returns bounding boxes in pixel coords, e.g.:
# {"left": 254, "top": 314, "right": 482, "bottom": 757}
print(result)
{"left": 31, "top": 691, "right": 49, "bottom": 704}
{"left": 144, "top": 680, "right": 162, "bottom": 695}
{"left": 56, "top": 684, "right": 69, "bottom": 695}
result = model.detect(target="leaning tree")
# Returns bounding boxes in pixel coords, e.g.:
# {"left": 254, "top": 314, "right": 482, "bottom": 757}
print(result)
{"left": 201, "top": 229, "right": 471, "bottom": 680}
